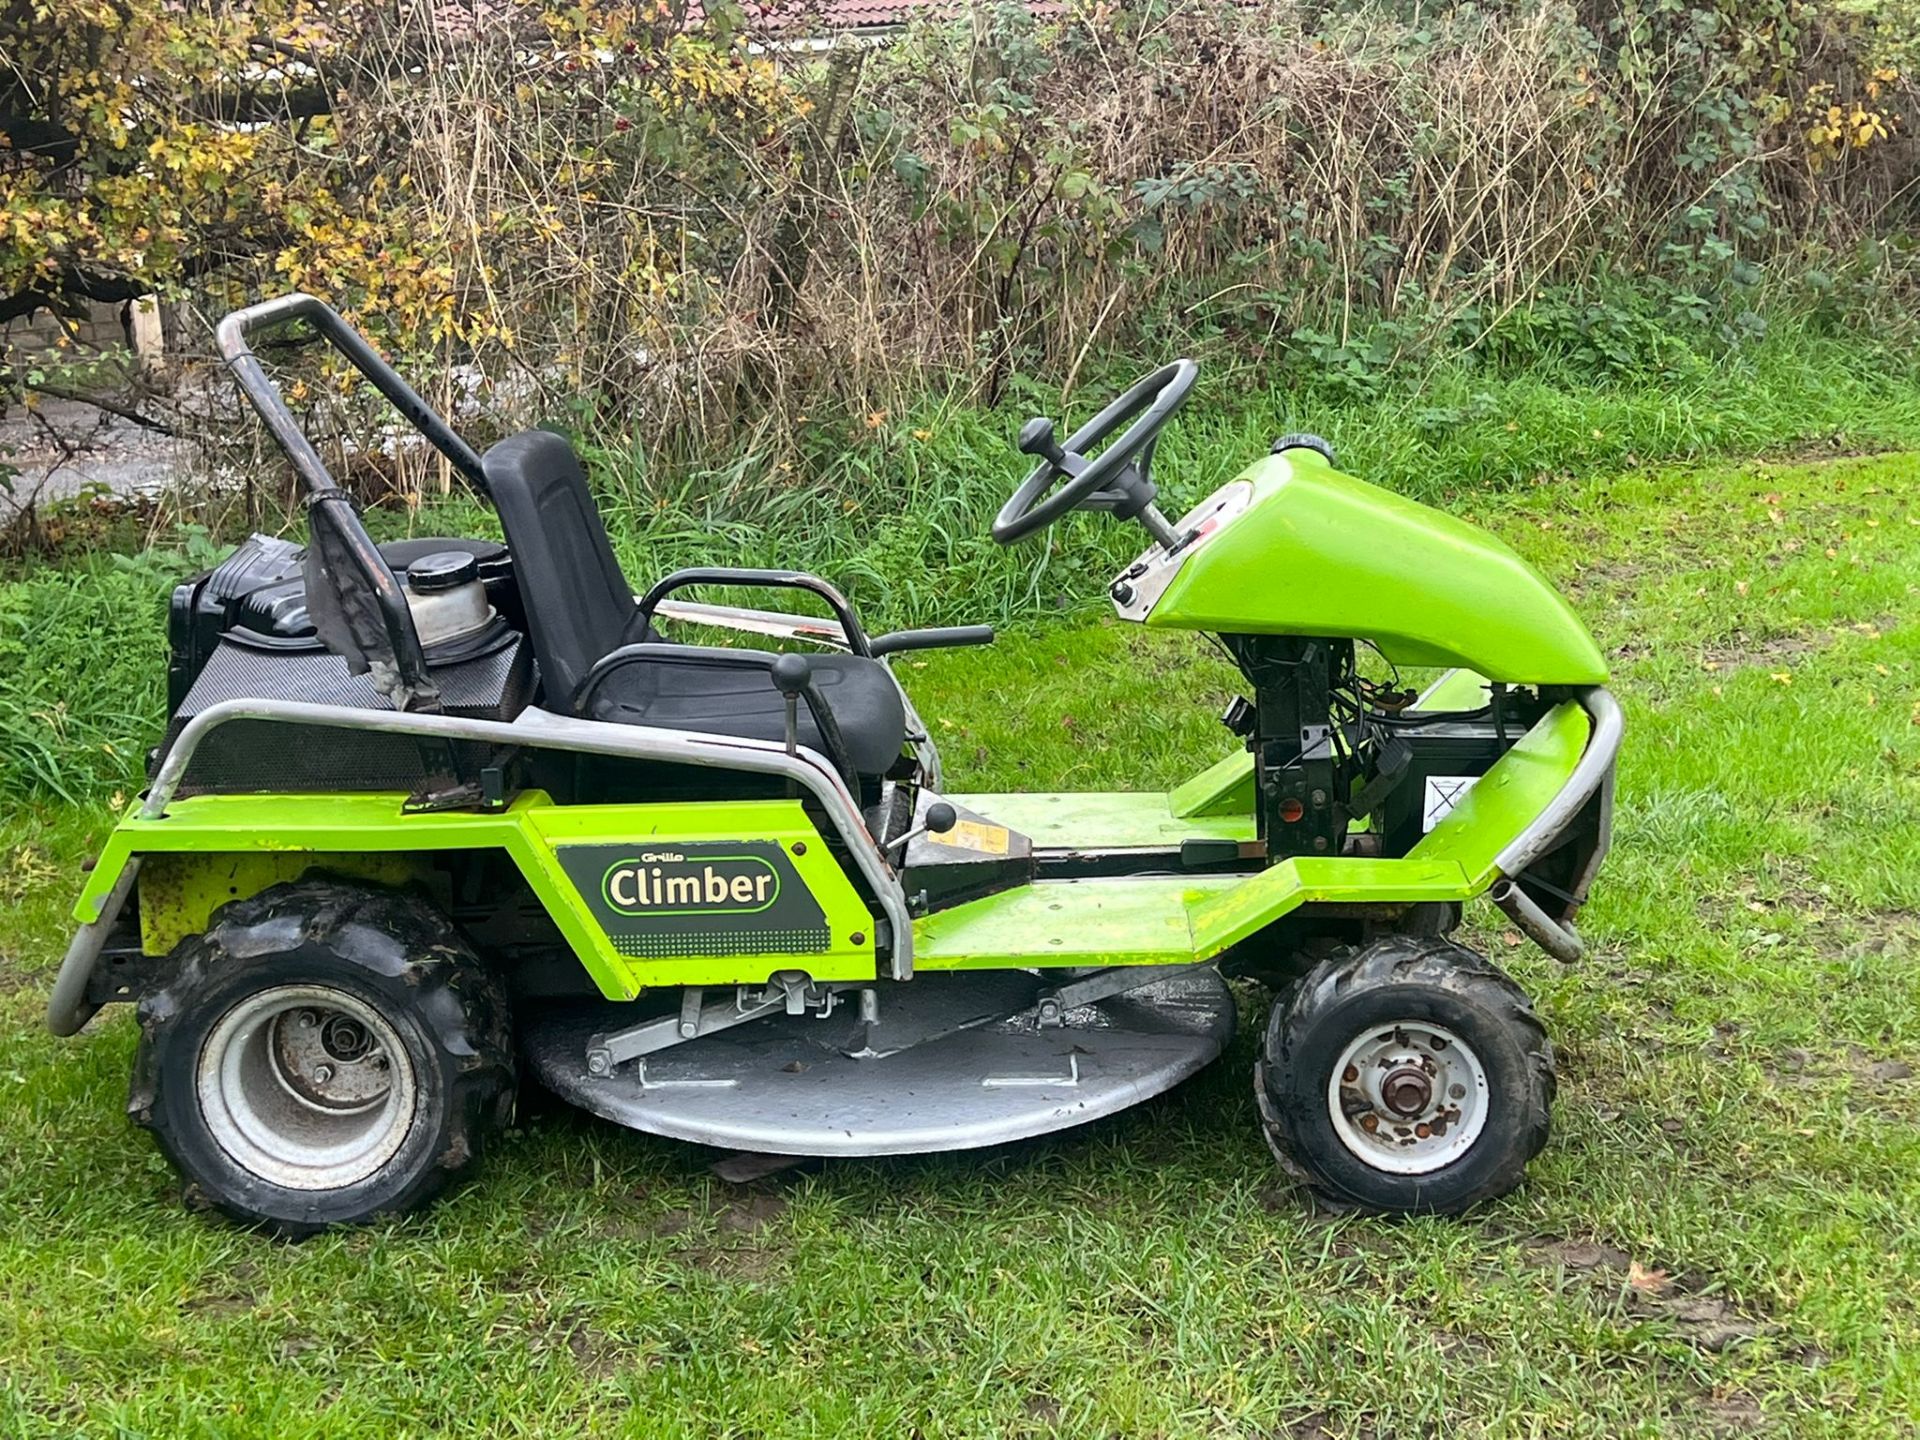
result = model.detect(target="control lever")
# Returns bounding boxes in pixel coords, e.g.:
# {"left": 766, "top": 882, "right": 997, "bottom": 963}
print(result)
{"left": 887, "top": 801, "right": 958, "bottom": 860}
{"left": 770, "top": 653, "right": 811, "bottom": 797}
{"left": 1017, "top": 417, "right": 1085, "bottom": 477}
{"left": 770, "top": 653, "right": 811, "bottom": 757}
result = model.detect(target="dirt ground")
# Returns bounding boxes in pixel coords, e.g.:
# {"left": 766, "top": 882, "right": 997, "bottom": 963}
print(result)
{"left": 0, "top": 397, "right": 187, "bottom": 524}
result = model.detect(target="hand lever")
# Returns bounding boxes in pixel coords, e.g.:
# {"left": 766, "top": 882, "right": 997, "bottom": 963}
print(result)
{"left": 1018, "top": 417, "right": 1084, "bottom": 477}
{"left": 887, "top": 801, "right": 958, "bottom": 859}
{"left": 770, "top": 652, "right": 811, "bottom": 762}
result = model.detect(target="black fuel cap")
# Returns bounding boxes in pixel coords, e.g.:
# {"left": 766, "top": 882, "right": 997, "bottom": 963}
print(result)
{"left": 406, "top": 550, "right": 480, "bottom": 594}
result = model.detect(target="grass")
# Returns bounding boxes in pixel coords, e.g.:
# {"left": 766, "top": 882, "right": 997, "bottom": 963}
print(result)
{"left": 546, "top": 311, "right": 1920, "bottom": 636}
{"left": 0, "top": 443, "right": 1916, "bottom": 1435}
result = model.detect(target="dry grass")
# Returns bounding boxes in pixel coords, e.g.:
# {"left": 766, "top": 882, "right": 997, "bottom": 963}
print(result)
{"left": 126, "top": 0, "right": 1916, "bottom": 503}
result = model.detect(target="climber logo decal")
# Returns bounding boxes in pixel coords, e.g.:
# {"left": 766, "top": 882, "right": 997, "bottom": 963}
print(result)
{"left": 555, "top": 840, "right": 830, "bottom": 959}
{"left": 601, "top": 853, "right": 778, "bottom": 915}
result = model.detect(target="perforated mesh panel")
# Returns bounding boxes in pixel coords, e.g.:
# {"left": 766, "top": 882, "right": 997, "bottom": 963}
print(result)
{"left": 161, "top": 634, "right": 533, "bottom": 795}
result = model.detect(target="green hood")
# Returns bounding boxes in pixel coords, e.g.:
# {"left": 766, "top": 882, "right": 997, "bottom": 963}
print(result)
{"left": 1148, "top": 451, "right": 1607, "bottom": 684}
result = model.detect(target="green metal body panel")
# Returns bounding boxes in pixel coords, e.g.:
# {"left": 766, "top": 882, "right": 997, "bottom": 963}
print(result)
{"left": 1167, "top": 750, "right": 1257, "bottom": 819}
{"left": 81, "top": 698, "right": 1587, "bottom": 989}
{"left": 78, "top": 792, "right": 875, "bottom": 996}
{"left": 137, "top": 850, "right": 427, "bottom": 954}
{"left": 1419, "top": 668, "right": 1494, "bottom": 711}
{"left": 947, "top": 789, "right": 1254, "bottom": 850}
{"left": 915, "top": 699, "right": 1590, "bottom": 970}
{"left": 1149, "top": 450, "right": 1608, "bottom": 684}
{"left": 976, "top": 668, "right": 1499, "bottom": 851}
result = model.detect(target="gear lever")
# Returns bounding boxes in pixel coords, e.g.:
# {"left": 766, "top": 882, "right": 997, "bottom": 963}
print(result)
{"left": 770, "top": 653, "right": 812, "bottom": 797}
{"left": 887, "top": 800, "right": 959, "bottom": 859}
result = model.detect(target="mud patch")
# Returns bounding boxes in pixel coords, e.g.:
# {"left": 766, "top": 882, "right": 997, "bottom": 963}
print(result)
{"left": 1697, "top": 613, "right": 1898, "bottom": 673}
{"left": 717, "top": 1190, "right": 789, "bottom": 1234}
{"left": 1811, "top": 909, "right": 1920, "bottom": 961}
{"left": 1637, "top": 1292, "right": 1765, "bottom": 1352}
{"left": 1435, "top": 1329, "right": 1494, "bottom": 1361}
{"left": 650, "top": 1185, "right": 789, "bottom": 1240}
{"left": 1697, "top": 629, "right": 1827, "bottom": 670}
{"left": 1522, "top": 1237, "right": 1632, "bottom": 1272}
{"left": 181, "top": 1291, "right": 256, "bottom": 1320}
{"left": 1521, "top": 1241, "right": 1768, "bottom": 1352}
{"left": 1022, "top": 1392, "right": 1061, "bottom": 1423}
{"left": 277, "top": 1333, "right": 322, "bottom": 1363}
{"left": 1766, "top": 1042, "right": 1917, "bottom": 1090}
{"left": 180, "top": 1259, "right": 261, "bottom": 1320}
{"left": 524, "top": 1309, "right": 624, "bottom": 1380}
{"left": 1690, "top": 1391, "right": 1770, "bottom": 1437}
{"left": 686, "top": 1244, "right": 786, "bottom": 1282}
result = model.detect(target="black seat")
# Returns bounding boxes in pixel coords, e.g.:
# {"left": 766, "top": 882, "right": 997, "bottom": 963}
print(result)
{"left": 579, "top": 646, "right": 907, "bottom": 778}
{"left": 481, "top": 430, "right": 907, "bottom": 777}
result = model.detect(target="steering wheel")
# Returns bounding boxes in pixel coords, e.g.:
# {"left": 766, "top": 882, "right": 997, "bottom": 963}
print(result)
{"left": 992, "top": 359, "right": 1197, "bottom": 546}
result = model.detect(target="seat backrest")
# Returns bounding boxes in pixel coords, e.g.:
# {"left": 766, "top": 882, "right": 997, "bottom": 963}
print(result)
{"left": 482, "top": 430, "right": 636, "bottom": 705}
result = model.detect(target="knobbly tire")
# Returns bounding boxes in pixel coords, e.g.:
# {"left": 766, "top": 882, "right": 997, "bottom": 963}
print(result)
{"left": 131, "top": 879, "right": 515, "bottom": 1237}
{"left": 1255, "top": 934, "right": 1554, "bottom": 1216}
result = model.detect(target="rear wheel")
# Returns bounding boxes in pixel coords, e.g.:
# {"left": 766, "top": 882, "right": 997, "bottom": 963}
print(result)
{"left": 1255, "top": 935, "right": 1553, "bottom": 1215}
{"left": 131, "top": 880, "right": 514, "bottom": 1236}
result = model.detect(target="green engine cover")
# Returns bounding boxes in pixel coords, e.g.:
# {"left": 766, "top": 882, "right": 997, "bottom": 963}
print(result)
{"left": 1148, "top": 450, "right": 1607, "bottom": 684}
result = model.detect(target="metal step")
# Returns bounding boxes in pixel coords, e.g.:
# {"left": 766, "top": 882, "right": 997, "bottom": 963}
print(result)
{"left": 521, "top": 969, "right": 1236, "bottom": 1157}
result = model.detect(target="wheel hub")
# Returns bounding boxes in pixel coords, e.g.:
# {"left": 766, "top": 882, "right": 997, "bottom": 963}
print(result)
{"left": 1327, "top": 1021, "right": 1489, "bottom": 1176}
{"left": 196, "top": 984, "right": 419, "bottom": 1191}
{"left": 1379, "top": 1064, "right": 1432, "bottom": 1117}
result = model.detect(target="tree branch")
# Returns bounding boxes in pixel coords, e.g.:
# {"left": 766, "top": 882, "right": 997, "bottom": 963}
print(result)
{"left": 25, "top": 383, "right": 176, "bottom": 435}
{"left": 1, "top": 231, "right": 292, "bottom": 328}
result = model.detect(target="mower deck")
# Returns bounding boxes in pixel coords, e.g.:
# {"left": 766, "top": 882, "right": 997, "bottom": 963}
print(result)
{"left": 521, "top": 968, "right": 1236, "bottom": 1156}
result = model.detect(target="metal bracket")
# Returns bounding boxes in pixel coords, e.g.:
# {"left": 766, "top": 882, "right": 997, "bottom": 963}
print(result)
{"left": 1032, "top": 964, "right": 1206, "bottom": 1026}
{"left": 586, "top": 974, "right": 877, "bottom": 1075}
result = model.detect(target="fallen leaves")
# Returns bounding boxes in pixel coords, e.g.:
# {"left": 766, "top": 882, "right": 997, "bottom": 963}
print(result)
{"left": 1627, "top": 1260, "right": 1670, "bottom": 1294}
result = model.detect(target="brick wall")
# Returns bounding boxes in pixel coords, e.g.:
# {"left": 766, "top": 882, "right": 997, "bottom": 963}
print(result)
{"left": 2, "top": 295, "right": 172, "bottom": 373}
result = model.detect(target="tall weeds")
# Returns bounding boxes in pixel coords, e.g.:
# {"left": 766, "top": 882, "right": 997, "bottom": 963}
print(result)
{"left": 122, "top": 1, "right": 1901, "bottom": 492}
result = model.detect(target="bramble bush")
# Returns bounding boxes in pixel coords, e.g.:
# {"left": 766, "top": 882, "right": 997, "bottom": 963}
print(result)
{"left": 4, "top": 0, "right": 1920, "bottom": 508}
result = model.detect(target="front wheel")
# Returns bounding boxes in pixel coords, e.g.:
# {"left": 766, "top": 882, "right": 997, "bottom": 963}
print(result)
{"left": 131, "top": 881, "right": 515, "bottom": 1236}
{"left": 1255, "top": 936, "right": 1553, "bottom": 1215}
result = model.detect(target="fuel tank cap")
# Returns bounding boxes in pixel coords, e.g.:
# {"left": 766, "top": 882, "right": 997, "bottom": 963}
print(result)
{"left": 405, "top": 550, "right": 481, "bottom": 594}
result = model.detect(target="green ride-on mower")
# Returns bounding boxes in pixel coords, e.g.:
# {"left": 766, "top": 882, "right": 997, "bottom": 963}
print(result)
{"left": 47, "top": 295, "right": 1620, "bottom": 1233}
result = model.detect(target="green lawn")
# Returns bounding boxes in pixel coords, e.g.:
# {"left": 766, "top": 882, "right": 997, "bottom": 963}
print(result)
{"left": 2, "top": 451, "right": 1917, "bottom": 1437}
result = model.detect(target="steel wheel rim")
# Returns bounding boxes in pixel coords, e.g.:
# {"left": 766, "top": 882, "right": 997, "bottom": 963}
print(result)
{"left": 1326, "top": 1020, "right": 1489, "bottom": 1175}
{"left": 196, "top": 983, "right": 418, "bottom": 1191}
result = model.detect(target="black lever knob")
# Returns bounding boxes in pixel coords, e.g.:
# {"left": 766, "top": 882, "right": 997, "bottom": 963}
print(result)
{"left": 770, "top": 652, "right": 812, "bottom": 696}
{"left": 925, "top": 801, "right": 957, "bottom": 836}
{"left": 1017, "top": 417, "right": 1070, "bottom": 469}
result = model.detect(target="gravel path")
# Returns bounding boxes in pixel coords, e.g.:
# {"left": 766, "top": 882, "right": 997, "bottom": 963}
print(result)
{"left": 0, "top": 396, "right": 188, "bottom": 524}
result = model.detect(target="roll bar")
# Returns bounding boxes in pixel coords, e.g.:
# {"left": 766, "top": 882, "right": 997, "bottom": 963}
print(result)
{"left": 215, "top": 293, "right": 490, "bottom": 713}
{"left": 215, "top": 293, "right": 486, "bottom": 494}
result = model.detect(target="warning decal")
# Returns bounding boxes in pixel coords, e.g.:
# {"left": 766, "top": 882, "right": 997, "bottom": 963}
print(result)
{"left": 1422, "top": 776, "right": 1478, "bottom": 832}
